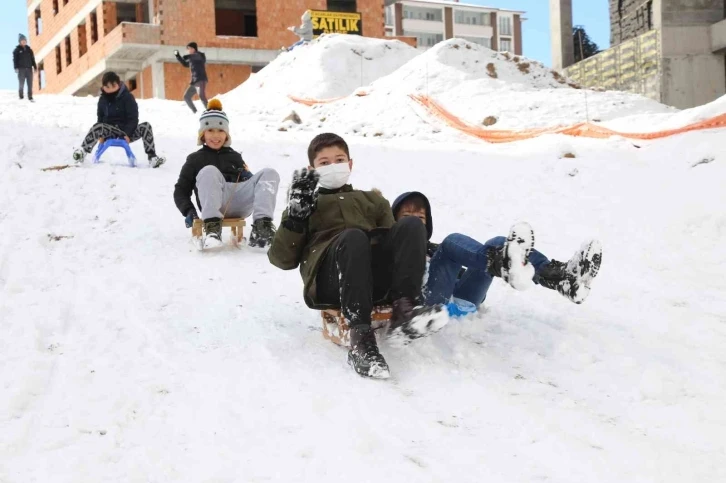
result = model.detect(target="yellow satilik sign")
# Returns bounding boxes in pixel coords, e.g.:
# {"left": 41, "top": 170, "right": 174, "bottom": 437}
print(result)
{"left": 311, "top": 10, "right": 362, "bottom": 37}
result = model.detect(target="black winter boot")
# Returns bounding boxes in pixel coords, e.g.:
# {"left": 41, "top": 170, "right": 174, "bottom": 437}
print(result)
{"left": 348, "top": 325, "right": 390, "bottom": 379}
{"left": 538, "top": 240, "right": 602, "bottom": 304}
{"left": 203, "top": 217, "right": 223, "bottom": 248}
{"left": 386, "top": 297, "right": 449, "bottom": 346}
{"left": 248, "top": 218, "right": 277, "bottom": 248}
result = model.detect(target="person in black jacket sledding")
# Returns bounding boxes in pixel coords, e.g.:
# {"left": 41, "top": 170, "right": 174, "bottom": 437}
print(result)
{"left": 173, "top": 99, "right": 280, "bottom": 249}
{"left": 73, "top": 72, "right": 165, "bottom": 168}
{"left": 13, "top": 34, "right": 37, "bottom": 102}
{"left": 175, "top": 42, "right": 209, "bottom": 114}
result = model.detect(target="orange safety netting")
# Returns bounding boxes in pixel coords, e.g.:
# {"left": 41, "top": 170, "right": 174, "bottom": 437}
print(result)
{"left": 288, "top": 91, "right": 369, "bottom": 106}
{"left": 409, "top": 94, "right": 726, "bottom": 143}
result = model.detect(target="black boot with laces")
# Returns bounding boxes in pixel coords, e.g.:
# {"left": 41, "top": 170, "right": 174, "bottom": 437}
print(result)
{"left": 248, "top": 217, "right": 277, "bottom": 248}
{"left": 348, "top": 325, "right": 390, "bottom": 379}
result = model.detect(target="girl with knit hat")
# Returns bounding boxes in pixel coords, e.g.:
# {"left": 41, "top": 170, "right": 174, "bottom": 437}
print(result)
{"left": 173, "top": 99, "right": 281, "bottom": 249}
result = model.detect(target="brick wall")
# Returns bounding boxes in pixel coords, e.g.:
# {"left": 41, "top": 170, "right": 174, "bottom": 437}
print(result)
{"left": 610, "top": 0, "right": 654, "bottom": 46}
{"left": 158, "top": 0, "right": 384, "bottom": 50}
{"left": 163, "top": 62, "right": 252, "bottom": 101}
{"left": 140, "top": 65, "right": 153, "bottom": 99}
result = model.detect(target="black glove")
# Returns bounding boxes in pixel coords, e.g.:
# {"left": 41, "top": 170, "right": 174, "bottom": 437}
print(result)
{"left": 287, "top": 168, "right": 319, "bottom": 221}
{"left": 185, "top": 210, "right": 199, "bottom": 228}
{"left": 427, "top": 242, "right": 440, "bottom": 258}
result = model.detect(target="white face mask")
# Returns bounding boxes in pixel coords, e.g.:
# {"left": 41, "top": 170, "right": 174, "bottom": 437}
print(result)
{"left": 316, "top": 163, "right": 351, "bottom": 190}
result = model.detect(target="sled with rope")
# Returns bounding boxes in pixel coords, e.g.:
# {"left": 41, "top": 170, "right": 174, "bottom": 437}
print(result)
{"left": 191, "top": 218, "right": 246, "bottom": 245}
{"left": 321, "top": 306, "right": 392, "bottom": 347}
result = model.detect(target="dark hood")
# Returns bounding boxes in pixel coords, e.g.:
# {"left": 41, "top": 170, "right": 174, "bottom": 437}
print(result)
{"left": 392, "top": 191, "right": 433, "bottom": 240}
{"left": 99, "top": 82, "right": 128, "bottom": 99}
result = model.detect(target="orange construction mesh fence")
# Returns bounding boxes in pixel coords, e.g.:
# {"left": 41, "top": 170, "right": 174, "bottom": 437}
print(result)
{"left": 409, "top": 94, "right": 726, "bottom": 143}
{"left": 288, "top": 91, "right": 369, "bottom": 106}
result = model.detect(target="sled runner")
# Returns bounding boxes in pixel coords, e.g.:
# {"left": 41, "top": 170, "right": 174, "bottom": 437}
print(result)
{"left": 191, "top": 218, "right": 246, "bottom": 243}
{"left": 321, "top": 306, "right": 392, "bottom": 347}
{"left": 94, "top": 139, "right": 136, "bottom": 167}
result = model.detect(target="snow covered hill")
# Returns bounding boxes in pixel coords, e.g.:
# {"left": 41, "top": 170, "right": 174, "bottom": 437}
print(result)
{"left": 1, "top": 34, "right": 726, "bottom": 482}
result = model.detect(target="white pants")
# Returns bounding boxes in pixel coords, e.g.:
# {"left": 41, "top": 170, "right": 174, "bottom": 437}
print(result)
{"left": 196, "top": 165, "right": 280, "bottom": 221}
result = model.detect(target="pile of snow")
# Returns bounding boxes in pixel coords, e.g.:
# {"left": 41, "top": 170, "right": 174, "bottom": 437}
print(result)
{"left": 298, "top": 39, "right": 674, "bottom": 138}
{"left": 222, "top": 34, "right": 419, "bottom": 123}
{"left": 1, "top": 90, "right": 726, "bottom": 482}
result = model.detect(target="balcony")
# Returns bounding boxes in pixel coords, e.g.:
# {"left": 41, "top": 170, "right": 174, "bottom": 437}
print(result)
{"left": 712, "top": 18, "right": 726, "bottom": 53}
{"left": 106, "top": 22, "right": 161, "bottom": 61}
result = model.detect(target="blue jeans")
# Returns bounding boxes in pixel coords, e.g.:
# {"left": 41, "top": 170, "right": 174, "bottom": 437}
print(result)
{"left": 424, "top": 233, "right": 551, "bottom": 307}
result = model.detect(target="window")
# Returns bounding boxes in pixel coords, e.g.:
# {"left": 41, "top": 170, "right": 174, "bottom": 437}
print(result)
{"left": 64, "top": 35, "right": 72, "bottom": 66}
{"left": 55, "top": 45, "right": 62, "bottom": 73}
{"left": 403, "top": 6, "right": 442, "bottom": 22}
{"left": 459, "top": 36, "right": 491, "bottom": 48}
{"left": 404, "top": 31, "right": 444, "bottom": 48}
{"left": 499, "top": 38, "right": 512, "bottom": 52}
{"left": 78, "top": 23, "right": 87, "bottom": 57}
{"left": 90, "top": 11, "right": 99, "bottom": 44}
{"left": 116, "top": 2, "right": 138, "bottom": 23}
{"left": 35, "top": 8, "right": 42, "bottom": 35}
{"left": 63, "top": 0, "right": 68, "bottom": 5}
{"left": 328, "top": 0, "right": 357, "bottom": 13}
{"left": 499, "top": 17, "right": 512, "bottom": 36}
{"left": 215, "top": 0, "right": 257, "bottom": 37}
{"left": 385, "top": 5, "right": 393, "bottom": 26}
{"left": 52, "top": 0, "right": 59, "bottom": 15}
{"left": 38, "top": 62, "right": 45, "bottom": 89}
{"left": 455, "top": 10, "right": 490, "bottom": 26}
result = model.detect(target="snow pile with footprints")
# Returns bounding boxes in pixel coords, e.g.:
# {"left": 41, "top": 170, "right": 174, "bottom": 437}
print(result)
{"left": 1, "top": 33, "right": 726, "bottom": 482}
{"left": 223, "top": 35, "right": 676, "bottom": 139}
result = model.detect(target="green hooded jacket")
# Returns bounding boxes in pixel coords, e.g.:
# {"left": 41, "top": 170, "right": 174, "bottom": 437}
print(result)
{"left": 267, "top": 185, "right": 395, "bottom": 308}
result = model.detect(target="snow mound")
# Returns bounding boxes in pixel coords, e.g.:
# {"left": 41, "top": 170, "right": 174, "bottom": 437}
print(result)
{"left": 226, "top": 34, "right": 420, "bottom": 101}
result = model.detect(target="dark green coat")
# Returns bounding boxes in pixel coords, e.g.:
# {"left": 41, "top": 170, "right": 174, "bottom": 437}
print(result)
{"left": 268, "top": 185, "right": 395, "bottom": 308}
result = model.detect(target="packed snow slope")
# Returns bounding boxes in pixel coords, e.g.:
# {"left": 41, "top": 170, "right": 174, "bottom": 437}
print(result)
{"left": 1, "top": 89, "right": 726, "bottom": 481}
{"left": 223, "top": 36, "right": 676, "bottom": 138}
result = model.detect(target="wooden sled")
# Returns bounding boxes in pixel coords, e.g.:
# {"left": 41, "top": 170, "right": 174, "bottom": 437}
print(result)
{"left": 321, "top": 306, "right": 392, "bottom": 347}
{"left": 192, "top": 218, "right": 246, "bottom": 243}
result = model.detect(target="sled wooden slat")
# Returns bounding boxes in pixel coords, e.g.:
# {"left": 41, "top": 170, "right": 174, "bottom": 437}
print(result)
{"left": 321, "top": 306, "right": 392, "bottom": 347}
{"left": 191, "top": 218, "right": 246, "bottom": 243}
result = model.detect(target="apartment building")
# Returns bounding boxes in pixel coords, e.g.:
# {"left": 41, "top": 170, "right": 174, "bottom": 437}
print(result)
{"left": 384, "top": 0, "right": 524, "bottom": 53}
{"left": 25, "top": 0, "right": 387, "bottom": 100}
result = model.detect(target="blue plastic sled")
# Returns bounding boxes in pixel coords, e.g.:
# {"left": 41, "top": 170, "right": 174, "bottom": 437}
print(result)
{"left": 94, "top": 139, "right": 136, "bottom": 167}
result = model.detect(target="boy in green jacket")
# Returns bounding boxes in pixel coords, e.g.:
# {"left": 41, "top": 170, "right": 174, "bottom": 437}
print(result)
{"left": 268, "top": 133, "right": 449, "bottom": 379}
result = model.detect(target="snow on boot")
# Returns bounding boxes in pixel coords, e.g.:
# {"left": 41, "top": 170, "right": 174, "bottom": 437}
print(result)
{"left": 149, "top": 156, "right": 165, "bottom": 169}
{"left": 248, "top": 218, "right": 277, "bottom": 248}
{"left": 386, "top": 297, "right": 449, "bottom": 347}
{"left": 348, "top": 325, "right": 390, "bottom": 379}
{"left": 203, "top": 218, "right": 223, "bottom": 249}
{"left": 72, "top": 148, "right": 87, "bottom": 163}
{"left": 487, "top": 222, "right": 535, "bottom": 291}
{"left": 538, "top": 240, "right": 602, "bottom": 304}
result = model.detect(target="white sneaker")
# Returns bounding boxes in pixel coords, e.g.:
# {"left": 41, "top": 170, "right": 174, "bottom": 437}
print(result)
{"left": 149, "top": 156, "right": 166, "bottom": 169}
{"left": 500, "top": 222, "right": 536, "bottom": 291}
{"left": 72, "top": 148, "right": 87, "bottom": 163}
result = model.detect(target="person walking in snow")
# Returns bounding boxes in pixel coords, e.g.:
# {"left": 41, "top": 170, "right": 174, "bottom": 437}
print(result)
{"left": 285, "top": 10, "right": 313, "bottom": 51}
{"left": 391, "top": 192, "right": 603, "bottom": 309}
{"left": 175, "top": 42, "right": 209, "bottom": 114}
{"left": 267, "top": 133, "right": 450, "bottom": 380}
{"left": 173, "top": 99, "right": 280, "bottom": 249}
{"left": 73, "top": 71, "right": 165, "bottom": 168}
{"left": 13, "top": 34, "right": 37, "bottom": 102}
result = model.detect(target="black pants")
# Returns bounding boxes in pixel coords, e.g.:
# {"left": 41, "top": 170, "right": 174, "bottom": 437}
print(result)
{"left": 81, "top": 122, "right": 157, "bottom": 159}
{"left": 184, "top": 81, "right": 209, "bottom": 113}
{"left": 316, "top": 217, "right": 427, "bottom": 328}
{"left": 17, "top": 68, "right": 33, "bottom": 99}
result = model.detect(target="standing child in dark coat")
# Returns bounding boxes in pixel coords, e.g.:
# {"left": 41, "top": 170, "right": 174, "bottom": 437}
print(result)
{"left": 175, "top": 42, "right": 209, "bottom": 114}
{"left": 13, "top": 34, "right": 36, "bottom": 102}
{"left": 173, "top": 99, "right": 280, "bottom": 249}
{"left": 267, "top": 133, "right": 449, "bottom": 380}
{"left": 73, "top": 72, "right": 165, "bottom": 168}
{"left": 392, "top": 192, "right": 603, "bottom": 308}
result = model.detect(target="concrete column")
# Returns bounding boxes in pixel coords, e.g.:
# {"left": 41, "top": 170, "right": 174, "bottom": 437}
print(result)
{"left": 444, "top": 7, "right": 453, "bottom": 40}
{"left": 394, "top": 3, "right": 403, "bottom": 36}
{"left": 490, "top": 12, "right": 498, "bottom": 50}
{"left": 151, "top": 60, "right": 165, "bottom": 99}
{"left": 550, "top": 0, "right": 574, "bottom": 69}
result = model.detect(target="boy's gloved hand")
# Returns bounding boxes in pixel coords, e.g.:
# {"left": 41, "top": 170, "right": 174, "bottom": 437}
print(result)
{"left": 185, "top": 210, "right": 199, "bottom": 228}
{"left": 174, "top": 50, "right": 179, "bottom": 56}
{"left": 287, "top": 167, "right": 319, "bottom": 221}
